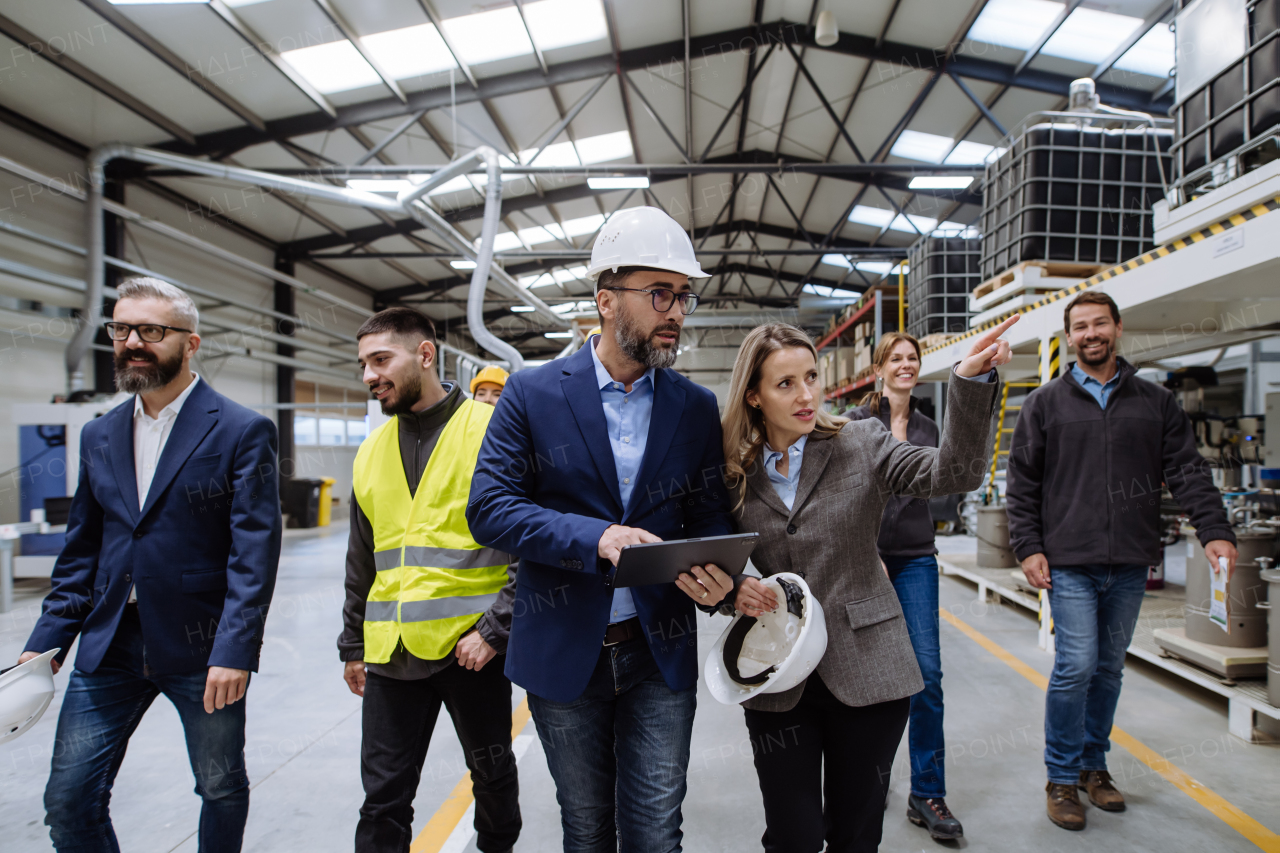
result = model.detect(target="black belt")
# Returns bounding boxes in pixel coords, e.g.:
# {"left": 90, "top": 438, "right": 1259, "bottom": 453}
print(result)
{"left": 603, "top": 617, "right": 641, "bottom": 647}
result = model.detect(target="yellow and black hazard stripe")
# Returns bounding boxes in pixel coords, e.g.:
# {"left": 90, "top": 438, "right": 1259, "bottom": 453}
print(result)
{"left": 922, "top": 193, "right": 1280, "bottom": 356}
{"left": 1037, "top": 335, "right": 1061, "bottom": 378}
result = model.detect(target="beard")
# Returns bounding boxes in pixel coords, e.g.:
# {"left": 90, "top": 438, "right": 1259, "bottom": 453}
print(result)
{"left": 614, "top": 301, "right": 680, "bottom": 370}
{"left": 1077, "top": 337, "right": 1115, "bottom": 367}
{"left": 373, "top": 371, "right": 422, "bottom": 415}
{"left": 114, "top": 347, "right": 184, "bottom": 395}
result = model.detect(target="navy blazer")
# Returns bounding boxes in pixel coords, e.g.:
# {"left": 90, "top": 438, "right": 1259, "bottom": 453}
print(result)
{"left": 24, "top": 379, "right": 282, "bottom": 675}
{"left": 466, "top": 343, "right": 733, "bottom": 703}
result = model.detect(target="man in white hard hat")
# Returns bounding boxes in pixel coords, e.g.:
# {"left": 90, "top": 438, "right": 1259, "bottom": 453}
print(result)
{"left": 467, "top": 207, "right": 736, "bottom": 851}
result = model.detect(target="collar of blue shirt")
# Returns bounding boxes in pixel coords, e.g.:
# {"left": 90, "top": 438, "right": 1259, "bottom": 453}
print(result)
{"left": 589, "top": 334, "right": 655, "bottom": 392}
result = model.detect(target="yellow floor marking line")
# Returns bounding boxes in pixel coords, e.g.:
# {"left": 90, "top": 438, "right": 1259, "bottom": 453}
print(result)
{"left": 939, "top": 609, "right": 1280, "bottom": 852}
{"left": 409, "top": 697, "right": 533, "bottom": 853}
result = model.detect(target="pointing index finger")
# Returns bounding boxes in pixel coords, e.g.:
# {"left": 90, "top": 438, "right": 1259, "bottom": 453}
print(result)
{"left": 974, "top": 314, "right": 1020, "bottom": 351}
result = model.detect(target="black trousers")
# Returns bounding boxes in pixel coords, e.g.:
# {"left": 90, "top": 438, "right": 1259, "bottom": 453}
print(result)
{"left": 744, "top": 675, "right": 910, "bottom": 853}
{"left": 356, "top": 661, "right": 521, "bottom": 853}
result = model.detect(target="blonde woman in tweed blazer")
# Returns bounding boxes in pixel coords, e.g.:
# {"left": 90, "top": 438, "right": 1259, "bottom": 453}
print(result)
{"left": 719, "top": 317, "right": 1015, "bottom": 853}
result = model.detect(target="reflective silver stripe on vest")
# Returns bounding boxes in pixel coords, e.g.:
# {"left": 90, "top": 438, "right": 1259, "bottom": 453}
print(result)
{"left": 402, "top": 545, "right": 511, "bottom": 571}
{"left": 399, "top": 593, "right": 500, "bottom": 623}
{"left": 364, "top": 600, "right": 398, "bottom": 621}
{"left": 373, "top": 549, "right": 402, "bottom": 572}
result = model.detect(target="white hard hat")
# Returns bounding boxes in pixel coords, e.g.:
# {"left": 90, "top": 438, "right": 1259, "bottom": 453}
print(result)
{"left": 0, "top": 649, "right": 59, "bottom": 744}
{"left": 704, "top": 573, "right": 827, "bottom": 705}
{"left": 587, "top": 206, "right": 708, "bottom": 282}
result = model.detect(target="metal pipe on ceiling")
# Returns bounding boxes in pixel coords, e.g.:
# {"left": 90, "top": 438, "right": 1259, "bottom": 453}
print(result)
{"left": 463, "top": 148, "right": 524, "bottom": 372}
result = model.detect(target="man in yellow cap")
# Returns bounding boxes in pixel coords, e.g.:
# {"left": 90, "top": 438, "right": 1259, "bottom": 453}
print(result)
{"left": 470, "top": 365, "right": 508, "bottom": 406}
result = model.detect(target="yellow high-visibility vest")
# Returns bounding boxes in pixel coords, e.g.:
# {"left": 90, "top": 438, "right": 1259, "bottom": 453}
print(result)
{"left": 352, "top": 398, "right": 510, "bottom": 662}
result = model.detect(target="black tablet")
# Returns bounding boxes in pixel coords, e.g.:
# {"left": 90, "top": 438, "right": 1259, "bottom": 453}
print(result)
{"left": 612, "top": 533, "right": 760, "bottom": 588}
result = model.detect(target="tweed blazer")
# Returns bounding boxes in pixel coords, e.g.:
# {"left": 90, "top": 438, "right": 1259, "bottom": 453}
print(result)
{"left": 733, "top": 370, "right": 998, "bottom": 713}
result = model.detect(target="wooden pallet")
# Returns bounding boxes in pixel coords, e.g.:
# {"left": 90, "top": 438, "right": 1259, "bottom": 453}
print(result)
{"left": 970, "top": 260, "right": 1106, "bottom": 312}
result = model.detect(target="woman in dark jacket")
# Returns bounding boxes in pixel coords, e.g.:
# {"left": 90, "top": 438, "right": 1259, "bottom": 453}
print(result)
{"left": 721, "top": 319, "right": 1013, "bottom": 852}
{"left": 848, "top": 332, "right": 961, "bottom": 842}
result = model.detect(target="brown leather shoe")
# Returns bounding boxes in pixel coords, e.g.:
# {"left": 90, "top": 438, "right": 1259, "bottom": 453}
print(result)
{"left": 1079, "top": 770, "right": 1126, "bottom": 811}
{"left": 1046, "top": 782, "right": 1086, "bottom": 831}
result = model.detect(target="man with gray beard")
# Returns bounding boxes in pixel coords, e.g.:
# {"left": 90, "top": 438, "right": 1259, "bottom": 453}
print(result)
{"left": 19, "top": 277, "right": 281, "bottom": 853}
{"left": 468, "top": 207, "right": 735, "bottom": 852}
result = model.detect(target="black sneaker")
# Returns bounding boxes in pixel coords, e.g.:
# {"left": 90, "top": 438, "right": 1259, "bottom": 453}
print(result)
{"left": 907, "top": 794, "right": 964, "bottom": 841}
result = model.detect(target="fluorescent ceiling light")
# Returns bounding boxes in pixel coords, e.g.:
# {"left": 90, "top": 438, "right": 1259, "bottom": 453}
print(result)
{"left": 511, "top": 305, "right": 536, "bottom": 312}
{"left": 109, "top": 0, "right": 208, "bottom": 4}
{"left": 943, "top": 140, "right": 1006, "bottom": 165}
{"left": 588, "top": 177, "right": 649, "bottom": 190}
{"left": 361, "top": 24, "right": 456, "bottom": 80}
{"left": 1041, "top": 8, "right": 1142, "bottom": 64}
{"left": 967, "top": 0, "right": 1063, "bottom": 51}
{"left": 1113, "top": 24, "right": 1174, "bottom": 78}
{"left": 346, "top": 179, "right": 414, "bottom": 193}
{"left": 281, "top": 41, "right": 382, "bottom": 94}
{"left": 442, "top": 6, "right": 532, "bottom": 65}
{"left": 909, "top": 176, "right": 974, "bottom": 190}
{"left": 890, "top": 130, "right": 954, "bottom": 164}
{"left": 450, "top": 260, "right": 477, "bottom": 269}
{"left": 576, "top": 131, "right": 633, "bottom": 164}
{"left": 544, "top": 331, "right": 574, "bottom": 338}
{"left": 522, "top": 0, "right": 609, "bottom": 51}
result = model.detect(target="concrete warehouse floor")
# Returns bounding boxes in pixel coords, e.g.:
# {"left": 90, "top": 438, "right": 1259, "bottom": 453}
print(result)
{"left": 1, "top": 529, "right": 1276, "bottom": 852}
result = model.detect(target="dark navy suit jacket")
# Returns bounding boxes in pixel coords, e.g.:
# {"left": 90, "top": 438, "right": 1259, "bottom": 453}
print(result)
{"left": 25, "top": 378, "right": 282, "bottom": 675}
{"left": 466, "top": 343, "right": 733, "bottom": 702}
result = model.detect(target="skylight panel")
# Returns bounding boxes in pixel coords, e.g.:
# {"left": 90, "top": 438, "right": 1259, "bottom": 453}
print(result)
{"left": 451, "top": 260, "right": 477, "bottom": 269}
{"left": 109, "top": 0, "right": 209, "bottom": 4}
{"left": 588, "top": 177, "right": 648, "bottom": 189}
{"left": 522, "top": 0, "right": 609, "bottom": 51}
{"left": 967, "top": 0, "right": 1063, "bottom": 50}
{"left": 561, "top": 214, "right": 606, "bottom": 237}
{"left": 894, "top": 214, "right": 937, "bottom": 233}
{"left": 361, "top": 24, "right": 456, "bottom": 80}
{"left": 1041, "top": 8, "right": 1142, "bottom": 64}
{"left": 943, "top": 141, "right": 1006, "bottom": 165}
{"left": 576, "top": 131, "right": 634, "bottom": 164}
{"left": 890, "top": 130, "right": 954, "bottom": 164}
{"left": 848, "top": 206, "right": 896, "bottom": 229}
{"left": 855, "top": 262, "right": 894, "bottom": 275}
{"left": 1112, "top": 24, "right": 1174, "bottom": 78}
{"left": 520, "top": 272, "right": 558, "bottom": 288}
{"left": 803, "top": 283, "right": 861, "bottom": 298}
{"left": 280, "top": 41, "right": 382, "bottom": 94}
{"left": 486, "top": 232, "right": 525, "bottom": 252}
{"left": 821, "top": 254, "right": 853, "bottom": 269}
{"left": 519, "top": 224, "right": 568, "bottom": 246}
{"left": 519, "top": 140, "right": 581, "bottom": 167}
{"left": 442, "top": 7, "right": 533, "bottom": 66}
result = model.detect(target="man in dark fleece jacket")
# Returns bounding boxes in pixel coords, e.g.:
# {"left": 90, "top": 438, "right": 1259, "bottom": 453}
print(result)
{"left": 1006, "top": 291, "right": 1236, "bottom": 833}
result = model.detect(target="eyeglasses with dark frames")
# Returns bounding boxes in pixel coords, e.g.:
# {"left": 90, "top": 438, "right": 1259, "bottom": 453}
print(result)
{"left": 604, "top": 287, "right": 700, "bottom": 315}
{"left": 104, "top": 322, "right": 192, "bottom": 343}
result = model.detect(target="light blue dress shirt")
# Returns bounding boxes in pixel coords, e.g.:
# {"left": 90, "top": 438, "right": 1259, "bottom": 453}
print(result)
{"left": 1071, "top": 362, "right": 1120, "bottom": 409}
{"left": 762, "top": 433, "right": 808, "bottom": 511}
{"left": 589, "top": 335, "right": 655, "bottom": 623}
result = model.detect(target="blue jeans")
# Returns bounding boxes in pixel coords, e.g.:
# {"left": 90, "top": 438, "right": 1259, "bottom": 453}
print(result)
{"left": 885, "top": 555, "right": 946, "bottom": 799}
{"left": 43, "top": 606, "right": 250, "bottom": 853}
{"left": 528, "top": 635, "right": 696, "bottom": 853}
{"left": 1044, "top": 565, "right": 1147, "bottom": 785}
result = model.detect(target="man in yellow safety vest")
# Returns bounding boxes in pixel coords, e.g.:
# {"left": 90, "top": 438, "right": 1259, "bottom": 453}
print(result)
{"left": 338, "top": 307, "right": 519, "bottom": 853}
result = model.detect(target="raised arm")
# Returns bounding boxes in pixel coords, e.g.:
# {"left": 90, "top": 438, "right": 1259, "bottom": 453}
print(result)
{"left": 873, "top": 316, "right": 1016, "bottom": 499}
{"left": 466, "top": 374, "right": 613, "bottom": 573}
